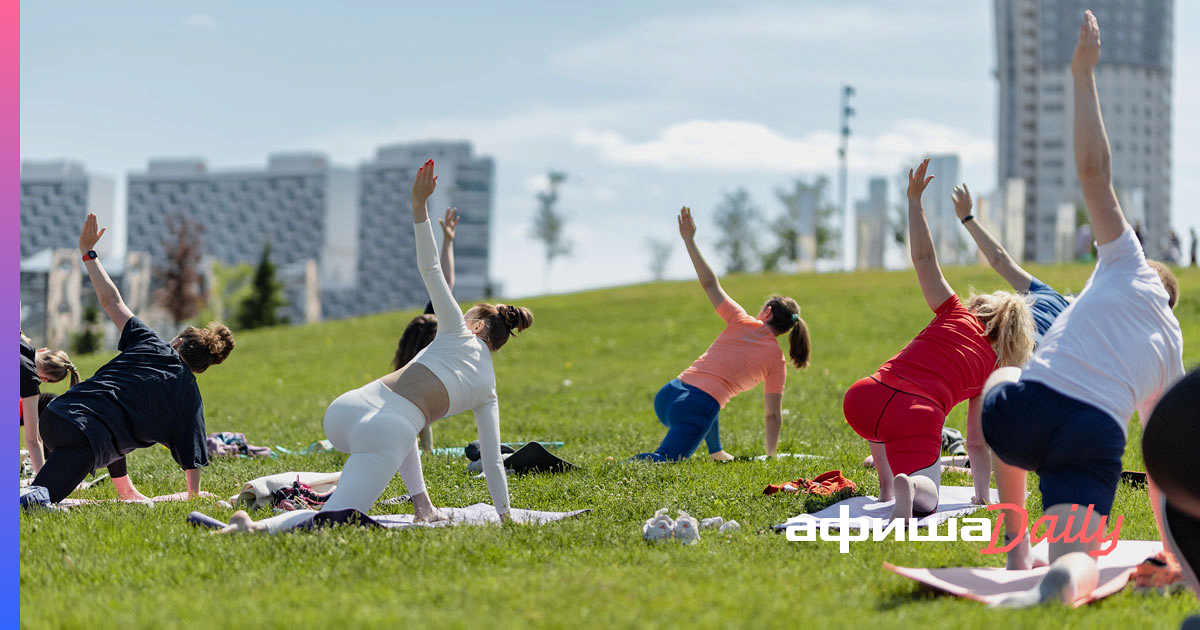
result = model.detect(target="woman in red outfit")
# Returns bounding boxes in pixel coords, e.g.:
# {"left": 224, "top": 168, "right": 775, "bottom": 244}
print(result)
{"left": 843, "top": 159, "right": 1035, "bottom": 520}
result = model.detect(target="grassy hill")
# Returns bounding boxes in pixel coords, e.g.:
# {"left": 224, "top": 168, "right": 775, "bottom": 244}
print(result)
{"left": 20, "top": 264, "right": 1200, "bottom": 629}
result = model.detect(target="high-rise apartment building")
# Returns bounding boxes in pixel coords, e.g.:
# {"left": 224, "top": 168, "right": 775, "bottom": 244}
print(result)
{"left": 854, "top": 177, "right": 888, "bottom": 270}
{"left": 995, "top": 0, "right": 1172, "bottom": 262}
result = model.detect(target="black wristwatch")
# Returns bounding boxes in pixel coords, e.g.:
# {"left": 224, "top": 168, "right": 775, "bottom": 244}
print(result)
{"left": 960, "top": 215, "right": 974, "bottom": 225}
{"left": 82, "top": 250, "right": 98, "bottom": 261}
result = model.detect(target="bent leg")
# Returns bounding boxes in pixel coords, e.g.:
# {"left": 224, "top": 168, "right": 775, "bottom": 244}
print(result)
{"left": 993, "top": 458, "right": 1033, "bottom": 569}
{"left": 995, "top": 502, "right": 1103, "bottom": 607}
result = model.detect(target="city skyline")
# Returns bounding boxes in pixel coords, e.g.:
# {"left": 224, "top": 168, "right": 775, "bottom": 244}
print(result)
{"left": 21, "top": 2, "right": 1200, "bottom": 299}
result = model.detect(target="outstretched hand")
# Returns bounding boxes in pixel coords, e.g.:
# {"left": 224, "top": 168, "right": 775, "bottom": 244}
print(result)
{"left": 79, "top": 213, "right": 106, "bottom": 253}
{"left": 951, "top": 184, "right": 973, "bottom": 220}
{"left": 1071, "top": 10, "right": 1100, "bottom": 76}
{"left": 907, "top": 158, "right": 934, "bottom": 206}
{"left": 411, "top": 159, "right": 438, "bottom": 203}
{"left": 677, "top": 206, "right": 697, "bottom": 242}
{"left": 440, "top": 207, "right": 460, "bottom": 241}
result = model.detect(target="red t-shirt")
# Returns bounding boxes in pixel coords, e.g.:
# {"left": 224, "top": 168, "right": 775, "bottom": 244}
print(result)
{"left": 874, "top": 296, "right": 995, "bottom": 413}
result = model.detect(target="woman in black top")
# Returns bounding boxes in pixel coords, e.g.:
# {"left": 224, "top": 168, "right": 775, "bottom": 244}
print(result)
{"left": 29, "top": 214, "right": 235, "bottom": 503}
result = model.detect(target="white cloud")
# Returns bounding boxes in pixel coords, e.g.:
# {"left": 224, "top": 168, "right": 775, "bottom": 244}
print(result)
{"left": 573, "top": 118, "right": 993, "bottom": 174}
{"left": 186, "top": 13, "right": 218, "bottom": 29}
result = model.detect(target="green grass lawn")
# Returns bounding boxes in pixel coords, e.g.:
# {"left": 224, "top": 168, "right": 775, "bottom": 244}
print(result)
{"left": 20, "top": 264, "right": 1200, "bottom": 629}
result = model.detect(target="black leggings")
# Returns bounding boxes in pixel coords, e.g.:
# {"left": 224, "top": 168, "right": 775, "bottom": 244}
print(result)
{"left": 32, "top": 412, "right": 128, "bottom": 503}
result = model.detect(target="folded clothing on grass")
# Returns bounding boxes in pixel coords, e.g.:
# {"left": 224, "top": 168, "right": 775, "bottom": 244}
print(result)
{"left": 206, "top": 432, "right": 273, "bottom": 458}
{"left": 772, "top": 486, "right": 999, "bottom": 531}
{"left": 188, "top": 503, "right": 590, "bottom": 530}
{"left": 764, "top": 470, "right": 857, "bottom": 496}
{"left": 467, "top": 441, "right": 578, "bottom": 475}
{"left": 233, "top": 471, "right": 342, "bottom": 509}
{"left": 884, "top": 540, "right": 1162, "bottom": 606}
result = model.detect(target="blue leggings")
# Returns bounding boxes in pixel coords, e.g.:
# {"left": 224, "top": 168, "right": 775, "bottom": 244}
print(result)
{"left": 634, "top": 379, "right": 721, "bottom": 462}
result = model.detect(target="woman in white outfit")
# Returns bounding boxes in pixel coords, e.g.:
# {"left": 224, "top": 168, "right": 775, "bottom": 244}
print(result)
{"left": 223, "top": 159, "right": 532, "bottom": 533}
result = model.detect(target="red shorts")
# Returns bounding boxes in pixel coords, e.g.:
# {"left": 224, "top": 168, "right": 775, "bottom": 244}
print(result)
{"left": 843, "top": 375, "right": 945, "bottom": 476}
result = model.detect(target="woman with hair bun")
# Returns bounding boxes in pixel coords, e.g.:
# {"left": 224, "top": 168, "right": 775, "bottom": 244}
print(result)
{"left": 631, "top": 205, "right": 811, "bottom": 463}
{"left": 843, "top": 159, "right": 1035, "bottom": 521}
{"left": 221, "top": 159, "right": 531, "bottom": 534}
{"left": 26, "top": 214, "right": 235, "bottom": 504}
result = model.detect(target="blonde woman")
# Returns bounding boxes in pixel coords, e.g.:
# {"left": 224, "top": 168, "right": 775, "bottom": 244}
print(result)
{"left": 20, "top": 337, "right": 79, "bottom": 473}
{"left": 843, "top": 158, "right": 1034, "bottom": 521}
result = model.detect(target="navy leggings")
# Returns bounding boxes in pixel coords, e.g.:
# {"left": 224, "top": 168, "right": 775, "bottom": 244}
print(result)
{"left": 32, "top": 411, "right": 128, "bottom": 502}
{"left": 633, "top": 379, "right": 721, "bottom": 462}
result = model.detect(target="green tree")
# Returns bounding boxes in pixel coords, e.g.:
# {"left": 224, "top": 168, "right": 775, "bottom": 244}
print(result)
{"left": 530, "top": 170, "right": 572, "bottom": 292}
{"left": 71, "top": 304, "right": 102, "bottom": 355}
{"left": 195, "top": 261, "right": 254, "bottom": 324}
{"left": 235, "top": 243, "right": 287, "bottom": 330}
{"left": 771, "top": 177, "right": 838, "bottom": 269}
{"left": 713, "top": 188, "right": 761, "bottom": 274}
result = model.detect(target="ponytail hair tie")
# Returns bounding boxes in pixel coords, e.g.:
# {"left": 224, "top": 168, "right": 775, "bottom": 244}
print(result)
{"left": 790, "top": 314, "right": 800, "bottom": 323}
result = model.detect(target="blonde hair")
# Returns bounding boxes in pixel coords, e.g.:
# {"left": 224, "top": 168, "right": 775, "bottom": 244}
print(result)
{"left": 967, "top": 290, "right": 1035, "bottom": 368}
{"left": 36, "top": 349, "right": 80, "bottom": 386}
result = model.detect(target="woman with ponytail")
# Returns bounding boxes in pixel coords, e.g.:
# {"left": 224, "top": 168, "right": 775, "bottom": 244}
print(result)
{"left": 221, "top": 159, "right": 531, "bottom": 534}
{"left": 843, "top": 159, "right": 1034, "bottom": 521}
{"left": 26, "top": 214, "right": 235, "bottom": 505}
{"left": 631, "top": 206, "right": 810, "bottom": 463}
{"left": 19, "top": 337, "right": 78, "bottom": 474}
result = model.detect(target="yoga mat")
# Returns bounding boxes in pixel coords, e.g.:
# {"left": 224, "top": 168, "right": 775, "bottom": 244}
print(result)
{"left": 773, "top": 486, "right": 1000, "bottom": 531}
{"left": 59, "top": 491, "right": 215, "bottom": 507}
{"left": 884, "top": 540, "right": 1162, "bottom": 606}
{"left": 187, "top": 503, "right": 589, "bottom": 530}
{"left": 745, "top": 453, "right": 827, "bottom": 462}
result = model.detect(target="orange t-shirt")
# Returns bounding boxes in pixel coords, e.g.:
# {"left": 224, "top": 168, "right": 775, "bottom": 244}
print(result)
{"left": 678, "top": 300, "right": 787, "bottom": 408}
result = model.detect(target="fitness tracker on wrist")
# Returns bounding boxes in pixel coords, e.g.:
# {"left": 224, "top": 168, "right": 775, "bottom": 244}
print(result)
{"left": 82, "top": 250, "right": 98, "bottom": 261}
{"left": 960, "top": 215, "right": 974, "bottom": 225}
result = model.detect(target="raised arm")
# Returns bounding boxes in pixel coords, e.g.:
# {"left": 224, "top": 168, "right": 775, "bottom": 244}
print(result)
{"left": 1072, "top": 10, "right": 1127, "bottom": 246}
{"left": 954, "top": 184, "right": 1032, "bottom": 290}
{"left": 439, "top": 207, "right": 459, "bottom": 292}
{"left": 79, "top": 213, "right": 133, "bottom": 331}
{"left": 678, "top": 206, "right": 730, "bottom": 309}
{"left": 411, "top": 161, "right": 466, "bottom": 330}
{"left": 907, "top": 159, "right": 955, "bottom": 311}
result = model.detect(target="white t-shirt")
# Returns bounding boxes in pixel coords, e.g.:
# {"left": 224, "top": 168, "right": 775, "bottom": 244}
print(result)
{"left": 1021, "top": 226, "right": 1185, "bottom": 435}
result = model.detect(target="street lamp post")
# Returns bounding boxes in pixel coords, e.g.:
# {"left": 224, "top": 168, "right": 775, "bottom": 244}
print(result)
{"left": 839, "top": 85, "right": 855, "bottom": 271}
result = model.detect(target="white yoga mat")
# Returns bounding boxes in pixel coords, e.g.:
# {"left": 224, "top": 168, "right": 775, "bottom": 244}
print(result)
{"left": 368, "top": 503, "right": 590, "bottom": 529}
{"left": 884, "top": 540, "right": 1161, "bottom": 606}
{"left": 60, "top": 491, "right": 215, "bottom": 507}
{"left": 773, "top": 486, "right": 999, "bottom": 531}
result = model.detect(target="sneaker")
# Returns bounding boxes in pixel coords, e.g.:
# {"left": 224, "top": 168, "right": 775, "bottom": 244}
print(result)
{"left": 1133, "top": 551, "right": 1186, "bottom": 593}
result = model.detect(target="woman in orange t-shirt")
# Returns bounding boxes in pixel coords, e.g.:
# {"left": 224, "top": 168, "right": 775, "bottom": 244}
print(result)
{"left": 843, "top": 160, "right": 1034, "bottom": 520}
{"left": 631, "top": 206, "right": 810, "bottom": 463}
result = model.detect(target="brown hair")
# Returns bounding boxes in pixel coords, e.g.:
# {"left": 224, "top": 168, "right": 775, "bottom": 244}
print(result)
{"left": 392, "top": 314, "right": 438, "bottom": 370}
{"left": 967, "top": 291, "right": 1035, "bottom": 368}
{"left": 763, "top": 296, "right": 810, "bottom": 369}
{"left": 176, "top": 323, "right": 235, "bottom": 373}
{"left": 1146, "top": 260, "right": 1178, "bottom": 309}
{"left": 36, "top": 349, "right": 80, "bottom": 387}
{"left": 470, "top": 303, "right": 533, "bottom": 351}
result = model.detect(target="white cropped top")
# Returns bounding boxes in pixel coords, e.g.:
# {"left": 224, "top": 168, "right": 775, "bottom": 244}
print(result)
{"left": 410, "top": 219, "right": 510, "bottom": 516}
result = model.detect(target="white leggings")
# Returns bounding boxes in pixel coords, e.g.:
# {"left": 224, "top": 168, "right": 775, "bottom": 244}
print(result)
{"left": 261, "top": 380, "right": 427, "bottom": 533}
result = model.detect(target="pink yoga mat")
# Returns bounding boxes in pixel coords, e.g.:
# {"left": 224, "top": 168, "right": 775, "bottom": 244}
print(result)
{"left": 884, "top": 540, "right": 1161, "bottom": 607}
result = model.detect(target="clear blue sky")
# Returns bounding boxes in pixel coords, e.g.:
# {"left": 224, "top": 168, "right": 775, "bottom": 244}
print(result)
{"left": 21, "top": 1, "right": 1200, "bottom": 297}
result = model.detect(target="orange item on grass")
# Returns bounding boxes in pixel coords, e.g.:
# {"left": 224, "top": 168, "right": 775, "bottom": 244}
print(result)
{"left": 763, "top": 470, "right": 857, "bottom": 496}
